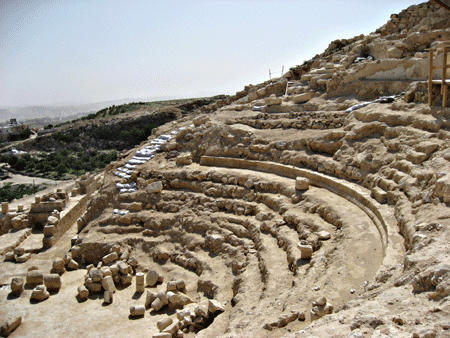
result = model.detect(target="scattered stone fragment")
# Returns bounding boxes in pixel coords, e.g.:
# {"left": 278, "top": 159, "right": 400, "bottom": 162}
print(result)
{"left": 11, "top": 278, "right": 24, "bottom": 295}
{"left": 63, "top": 253, "right": 72, "bottom": 265}
{"left": 67, "top": 259, "right": 79, "bottom": 270}
{"left": 195, "top": 305, "right": 209, "bottom": 318}
{"left": 152, "top": 333, "right": 172, "bottom": 338}
{"left": 102, "top": 276, "right": 116, "bottom": 292}
{"left": 167, "top": 281, "right": 177, "bottom": 291}
{"left": 313, "top": 296, "right": 327, "bottom": 306}
{"left": 120, "top": 274, "right": 132, "bottom": 285}
{"left": 26, "top": 270, "right": 43, "bottom": 286}
{"left": 135, "top": 272, "right": 145, "bottom": 293}
{"left": 167, "top": 292, "right": 193, "bottom": 308}
{"left": 146, "top": 290, "right": 157, "bottom": 307}
{"left": 104, "top": 291, "right": 113, "bottom": 304}
{"left": 147, "top": 181, "right": 163, "bottom": 193}
{"left": 85, "top": 279, "right": 102, "bottom": 293}
{"left": 1, "top": 315, "right": 22, "bottom": 337}
{"left": 151, "top": 298, "right": 165, "bottom": 312}
{"left": 118, "top": 262, "right": 129, "bottom": 275}
{"left": 43, "top": 274, "right": 62, "bottom": 291}
{"left": 31, "top": 285, "right": 50, "bottom": 301}
{"left": 13, "top": 247, "right": 25, "bottom": 256}
{"left": 128, "top": 257, "right": 138, "bottom": 268}
{"left": 4, "top": 252, "right": 14, "bottom": 261}
{"left": 146, "top": 270, "right": 163, "bottom": 287}
{"left": 120, "top": 249, "right": 130, "bottom": 261}
{"left": 157, "top": 317, "right": 173, "bottom": 331}
{"left": 163, "top": 322, "right": 181, "bottom": 336}
{"left": 176, "top": 153, "right": 193, "bottom": 166}
{"left": 89, "top": 268, "right": 103, "bottom": 282}
{"left": 15, "top": 253, "right": 31, "bottom": 263}
{"left": 175, "top": 280, "right": 185, "bottom": 290}
{"left": 102, "top": 252, "right": 118, "bottom": 265}
{"left": 298, "top": 242, "right": 313, "bottom": 259}
{"left": 77, "top": 285, "right": 89, "bottom": 301}
{"left": 52, "top": 258, "right": 66, "bottom": 275}
{"left": 130, "top": 305, "right": 145, "bottom": 317}
{"left": 208, "top": 299, "right": 225, "bottom": 313}
{"left": 311, "top": 296, "right": 333, "bottom": 320}
{"left": 317, "top": 231, "right": 331, "bottom": 240}
{"left": 101, "top": 267, "right": 112, "bottom": 277}
{"left": 295, "top": 177, "right": 310, "bottom": 190}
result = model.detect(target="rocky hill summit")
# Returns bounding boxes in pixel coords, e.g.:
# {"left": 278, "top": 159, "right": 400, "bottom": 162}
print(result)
{"left": 2, "top": 2, "right": 450, "bottom": 338}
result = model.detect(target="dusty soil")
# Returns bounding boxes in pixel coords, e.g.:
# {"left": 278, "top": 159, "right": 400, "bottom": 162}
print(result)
{"left": 2, "top": 2, "right": 450, "bottom": 337}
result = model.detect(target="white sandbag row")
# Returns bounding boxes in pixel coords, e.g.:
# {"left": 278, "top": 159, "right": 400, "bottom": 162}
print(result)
{"left": 117, "top": 168, "right": 133, "bottom": 174}
{"left": 128, "top": 158, "right": 146, "bottom": 165}
{"left": 116, "top": 182, "right": 136, "bottom": 189}
{"left": 345, "top": 94, "right": 398, "bottom": 113}
{"left": 114, "top": 171, "right": 131, "bottom": 180}
{"left": 113, "top": 209, "right": 129, "bottom": 215}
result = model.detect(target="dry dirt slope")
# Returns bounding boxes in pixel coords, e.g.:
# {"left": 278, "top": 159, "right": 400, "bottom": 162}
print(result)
{"left": 2, "top": 1, "right": 450, "bottom": 338}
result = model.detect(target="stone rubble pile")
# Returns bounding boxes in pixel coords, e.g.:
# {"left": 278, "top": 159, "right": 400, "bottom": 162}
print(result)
{"left": 4, "top": 246, "right": 31, "bottom": 263}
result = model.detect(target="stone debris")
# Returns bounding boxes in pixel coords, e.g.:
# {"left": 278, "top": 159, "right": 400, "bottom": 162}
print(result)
{"left": 43, "top": 274, "right": 62, "bottom": 291}
{"left": 135, "top": 272, "right": 145, "bottom": 293}
{"left": 130, "top": 305, "right": 145, "bottom": 317}
{"left": 102, "top": 252, "right": 118, "bottom": 265}
{"left": 208, "top": 299, "right": 225, "bottom": 313}
{"left": 152, "top": 333, "right": 172, "bottom": 338}
{"left": 15, "top": 253, "right": 31, "bottom": 263}
{"left": 263, "top": 311, "right": 300, "bottom": 331}
{"left": 146, "top": 181, "right": 163, "bottom": 194}
{"left": 77, "top": 285, "right": 89, "bottom": 301}
{"left": 31, "top": 285, "right": 50, "bottom": 301}
{"left": 311, "top": 296, "right": 333, "bottom": 320}
{"left": 67, "top": 259, "right": 79, "bottom": 270}
{"left": 104, "top": 290, "right": 113, "bottom": 304}
{"left": 295, "top": 177, "right": 310, "bottom": 191}
{"left": 146, "top": 270, "right": 163, "bottom": 287}
{"left": 1, "top": 315, "right": 22, "bottom": 337}
{"left": 298, "top": 242, "right": 314, "bottom": 259}
{"left": 101, "top": 276, "right": 116, "bottom": 292}
{"left": 316, "top": 231, "right": 331, "bottom": 240}
{"left": 52, "top": 258, "right": 66, "bottom": 275}
{"left": 10, "top": 277, "right": 24, "bottom": 295}
{"left": 26, "top": 270, "right": 43, "bottom": 286}
{"left": 157, "top": 317, "right": 173, "bottom": 331}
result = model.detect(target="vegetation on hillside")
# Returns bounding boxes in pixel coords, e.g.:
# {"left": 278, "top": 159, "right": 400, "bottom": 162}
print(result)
{"left": 0, "top": 150, "right": 117, "bottom": 179}
{"left": 7, "top": 128, "right": 33, "bottom": 142}
{"left": 0, "top": 182, "right": 48, "bottom": 203}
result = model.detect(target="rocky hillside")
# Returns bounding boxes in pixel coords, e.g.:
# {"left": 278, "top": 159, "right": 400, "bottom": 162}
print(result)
{"left": 2, "top": 2, "right": 450, "bottom": 338}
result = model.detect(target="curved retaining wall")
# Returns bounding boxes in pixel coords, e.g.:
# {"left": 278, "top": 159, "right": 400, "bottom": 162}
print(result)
{"left": 200, "top": 156, "right": 405, "bottom": 268}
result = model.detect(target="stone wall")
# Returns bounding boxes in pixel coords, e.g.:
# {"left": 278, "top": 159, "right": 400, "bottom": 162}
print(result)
{"left": 43, "top": 194, "right": 89, "bottom": 248}
{"left": 199, "top": 155, "right": 404, "bottom": 272}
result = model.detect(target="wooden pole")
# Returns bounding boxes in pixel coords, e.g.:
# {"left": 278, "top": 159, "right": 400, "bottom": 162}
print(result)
{"left": 443, "top": 47, "right": 448, "bottom": 107}
{"left": 431, "top": 0, "right": 450, "bottom": 12}
{"left": 429, "top": 48, "right": 434, "bottom": 106}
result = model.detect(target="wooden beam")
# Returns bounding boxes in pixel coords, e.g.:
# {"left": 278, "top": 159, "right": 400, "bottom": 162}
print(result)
{"left": 431, "top": 0, "right": 450, "bottom": 12}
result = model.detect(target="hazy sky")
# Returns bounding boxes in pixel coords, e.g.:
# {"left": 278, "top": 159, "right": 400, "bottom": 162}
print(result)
{"left": 0, "top": 0, "right": 424, "bottom": 107}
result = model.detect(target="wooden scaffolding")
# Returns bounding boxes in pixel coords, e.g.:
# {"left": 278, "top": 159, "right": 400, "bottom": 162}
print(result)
{"left": 428, "top": 44, "right": 450, "bottom": 107}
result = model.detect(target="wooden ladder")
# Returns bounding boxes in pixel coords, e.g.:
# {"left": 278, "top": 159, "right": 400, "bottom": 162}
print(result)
{"left": 428, "top": 44, "right": 450, "bottom": 107}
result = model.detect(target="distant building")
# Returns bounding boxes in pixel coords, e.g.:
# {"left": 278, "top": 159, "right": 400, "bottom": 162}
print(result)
{"left": 0, "top": 118, "right": 28, "bottom": 141}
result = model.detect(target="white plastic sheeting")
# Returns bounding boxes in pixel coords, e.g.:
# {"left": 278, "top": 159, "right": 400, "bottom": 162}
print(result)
{"left": 114, "top": 131, "right": 177, "bottom": 193}
{"left": 345, "top": 95, "right": 397, "bottom": 113}
{"left": 113, "top": 209, "right": 129, "bottom": 215}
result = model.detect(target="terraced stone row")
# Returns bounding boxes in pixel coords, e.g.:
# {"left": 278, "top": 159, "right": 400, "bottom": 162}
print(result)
{"left": 233, "top": 111, "right": 346, "bottom": 130}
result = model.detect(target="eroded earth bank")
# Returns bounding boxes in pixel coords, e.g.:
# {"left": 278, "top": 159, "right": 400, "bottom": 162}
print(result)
{"left": 2, "top": 2, "right": 450, "bottom": 337}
